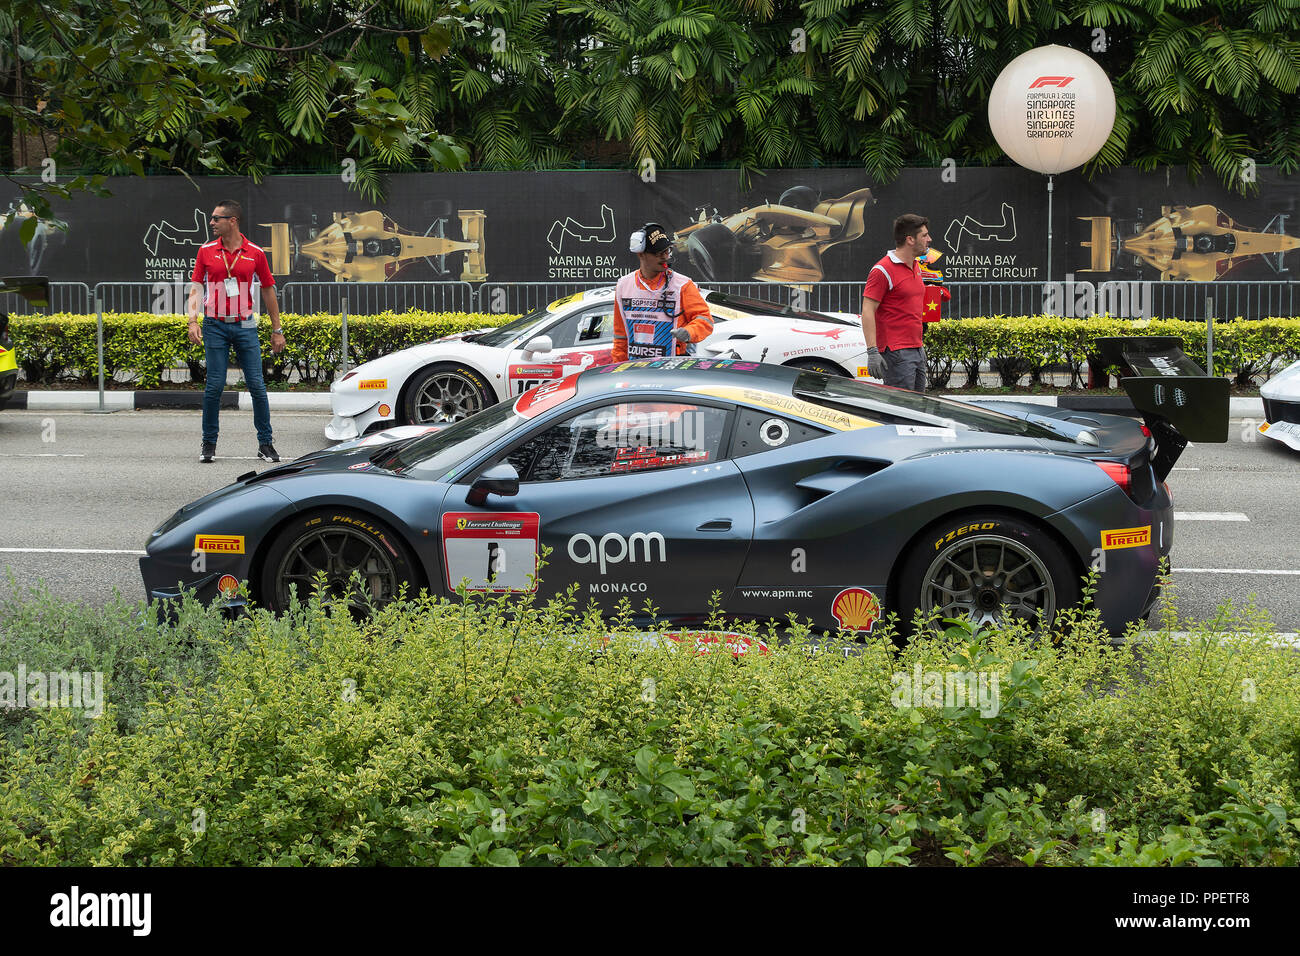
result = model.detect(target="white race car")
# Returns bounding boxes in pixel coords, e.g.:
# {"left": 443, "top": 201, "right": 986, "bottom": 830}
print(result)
{"left": 325, "top": 287, "right": 857, "bottom": 440}
{"left": 697, "top": 308, "right": 876, "bottom": 380}
{"left": 1259, "top": 359, "right": 1300, "bottom": 450}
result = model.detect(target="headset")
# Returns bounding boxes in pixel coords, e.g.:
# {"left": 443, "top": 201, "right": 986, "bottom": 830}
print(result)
{"left": 629, "top": 222, "right": 672, "bottom": 254}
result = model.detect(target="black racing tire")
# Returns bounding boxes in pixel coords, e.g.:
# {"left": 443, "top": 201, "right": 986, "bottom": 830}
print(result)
{"left": 422, "top": 199, "right": 454, "bottom": 221}
{"left": 401, "top": 362, "right": 494, "bottom": 425}
{"left": 259, "top": 508, "right": 420, "bottom": 614}
{"left": 683, "top": 222, "right": 740, "bottom": 282}
{"left": 896, "top": 512, "right": 1079, "bottom": 637}
{"left": 283, "top": 203, "right": 314, "bottom": 224}
{"left": 786, "top": 358, "right": 849, "bottom": 377}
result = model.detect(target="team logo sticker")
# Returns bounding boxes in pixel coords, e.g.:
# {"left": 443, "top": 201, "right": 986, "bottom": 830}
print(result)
{"left": 194, "top": 534, "right": 245, "bottom": 554}
{"left": 830, "top": 587, "right": 881, "bottom": 633}
{"left": 216, "top": 574, "right": 240, "bottom": 597}
{"left": 442, "top": 512, "right": 540, "bottom": 592}
{"left": 357, "top": 379, "right": 387, "bottom": 390}
{"left": 1100, "top": 526, "right": 1152, "bottom": 550}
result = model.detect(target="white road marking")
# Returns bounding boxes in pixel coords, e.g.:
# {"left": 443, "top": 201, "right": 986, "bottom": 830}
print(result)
{"left": 1171, "top": 467, "right": 1199, "bottom": 471}
{"left": 0, "top": 547, "right": 147, "bottom": 555}
{"left": 1136, "top": 630, "right": 1300, "bottom": 652}
{"left": 1173, "top": 512, "right": 1249, "bottom": 521}
{"left": 0, "top": 454, "right": 86, "bottom": 458}
{"left": 1174, "top": 567, "right": 1300, "bottom": 575}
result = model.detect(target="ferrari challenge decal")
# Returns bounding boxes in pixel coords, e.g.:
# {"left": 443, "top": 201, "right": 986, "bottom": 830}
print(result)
{"left": 666, "top": 631, "right": 769, "bottom": 657}
{"left": 679, "top": 385, "right": 878, "bottom": 432}
{"left": 194, "top": 534, "right": 245, "bottom": 554}
{"left": 830, "top": 587, "right": 881, "bottom": 633}
{"left": 1101, "top": 526, "right": 1152, "bottom": 550}
{"left": 442, "top": 512, "right": 540, "bottom": 592}
{"left": 595, "top": 358, "right": 760, "bottom": 374}
{"left": 514, "top": 373, "right": 579, "bottom": 418}
{"left": 508, "top": 362, "right": 564, "bottom": 389}
{"left": 357, "top": 379, "right": 387, "bottom": 390}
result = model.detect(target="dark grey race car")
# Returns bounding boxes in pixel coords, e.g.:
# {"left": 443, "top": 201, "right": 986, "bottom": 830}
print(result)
{"left": 141, "top": 340, "right": 1227, "bottom": 638}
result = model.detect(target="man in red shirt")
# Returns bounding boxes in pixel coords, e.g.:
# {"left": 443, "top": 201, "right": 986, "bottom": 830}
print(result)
{"left": 860, "top": 214, "right": 931, "bottom": 391}
{"left": 187, "top": 199, "right": 285, "bottom": 463}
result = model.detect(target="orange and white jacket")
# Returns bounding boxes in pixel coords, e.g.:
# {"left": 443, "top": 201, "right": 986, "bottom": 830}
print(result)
{"left": 612, "top": 269, "right": 713, "bottom": 363}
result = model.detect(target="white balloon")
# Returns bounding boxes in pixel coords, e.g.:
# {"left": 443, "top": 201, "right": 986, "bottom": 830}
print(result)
{"left": 988, "top": 45, "right": 1116, "bottom": 175}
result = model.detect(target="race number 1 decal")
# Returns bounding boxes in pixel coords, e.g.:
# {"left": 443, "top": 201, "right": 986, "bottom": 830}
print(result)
{"left": 442, "top": 512, "right": 540, "bottom": 592}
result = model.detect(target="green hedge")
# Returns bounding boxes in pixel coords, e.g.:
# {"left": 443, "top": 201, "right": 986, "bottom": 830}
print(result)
{"left": 9, "top": 312, "right": 1300, "bottom": 389}
{"left": 1, "top": 577, "right": 1298, "bottom": 865}
{"left": 7, "top": 312, "right": 514, "bottom": 388}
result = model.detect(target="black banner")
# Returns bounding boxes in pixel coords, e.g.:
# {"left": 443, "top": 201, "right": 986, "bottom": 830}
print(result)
{"left": 2, "top": 166, "right": 1296, "bottom": 287}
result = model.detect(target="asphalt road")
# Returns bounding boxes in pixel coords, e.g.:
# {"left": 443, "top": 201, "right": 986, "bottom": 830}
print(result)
{"left": 0, "top": 408, "right": 1297, "bottom": 633}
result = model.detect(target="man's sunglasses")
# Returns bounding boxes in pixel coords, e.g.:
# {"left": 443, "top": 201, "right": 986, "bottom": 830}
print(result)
{"left": 210, "top": 214, "right": 235, "bottom": 221}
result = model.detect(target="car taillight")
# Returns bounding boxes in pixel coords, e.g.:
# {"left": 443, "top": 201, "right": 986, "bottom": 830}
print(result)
{"left": 341, "top": 370, "right": 358, "bottom": 382}
{"left": 1095, "top": 460, "right": 1131, "bottom": 494}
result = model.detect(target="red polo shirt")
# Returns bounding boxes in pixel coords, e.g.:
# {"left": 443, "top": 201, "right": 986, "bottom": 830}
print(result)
{"left": 863, "top": 250, "right": 924, "bottom": 351}
{"left": 192, "top": 237, "right": 275, "bottom": 319}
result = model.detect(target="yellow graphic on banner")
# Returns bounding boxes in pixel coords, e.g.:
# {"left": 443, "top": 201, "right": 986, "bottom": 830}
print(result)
{"left": 678, "top": 385, "right": 879, "bottom": 431}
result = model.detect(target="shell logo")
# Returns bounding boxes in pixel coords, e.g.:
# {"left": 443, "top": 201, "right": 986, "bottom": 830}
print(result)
{"left": 831, "top": 587, "right": 880, "bottom": 633}
{"left": 217, "top": 574, "right": 240, "bottom": 597}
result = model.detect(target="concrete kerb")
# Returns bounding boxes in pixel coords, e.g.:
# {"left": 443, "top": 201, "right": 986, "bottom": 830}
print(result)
{"left": 8, "top": 391, "right": 333, "bottom": 411}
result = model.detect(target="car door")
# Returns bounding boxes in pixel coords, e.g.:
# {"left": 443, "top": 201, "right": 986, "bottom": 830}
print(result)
{"left": 503, "top": 304, "right": 616, "bottom": 397}
{"left": 444, "top": 396, "right": 755, "bottom": 624}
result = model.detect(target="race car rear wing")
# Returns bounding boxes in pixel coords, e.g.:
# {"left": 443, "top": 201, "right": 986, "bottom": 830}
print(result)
{"left": 1094, "top": 335, "right": 1229, "bottom": 479}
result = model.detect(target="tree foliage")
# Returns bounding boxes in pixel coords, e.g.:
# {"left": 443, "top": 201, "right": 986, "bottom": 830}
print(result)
{"left": 3, "top": 0, "right": 1299, "bottom": 218}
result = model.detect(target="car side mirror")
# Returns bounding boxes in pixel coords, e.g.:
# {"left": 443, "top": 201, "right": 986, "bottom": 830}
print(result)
{"left": 522, "top": 334, "right": 552, "bottom": 357}
{"left": 466, "top": 462, "right": 520, "bottom": 505}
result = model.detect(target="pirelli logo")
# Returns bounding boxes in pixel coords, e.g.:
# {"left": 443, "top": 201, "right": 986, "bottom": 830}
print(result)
{"left": 1100, "top": 526, "right": 1151, "bottom": 550}
{"left": 358, "top": 379, "right": 387, "bottom": 390}
{"left": 194, "top": 534, "right": 245, "bottom": 554}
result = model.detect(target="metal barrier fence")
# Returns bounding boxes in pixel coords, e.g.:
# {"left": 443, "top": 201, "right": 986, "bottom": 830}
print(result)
{"left": 2, "top": 279, "right": 1295, "bottom": 320}
{"left": 280, "top": 281, "right": 478, "bottom": 315}
{"left": 0, "top": 281, "right": 92, "bottom": 315}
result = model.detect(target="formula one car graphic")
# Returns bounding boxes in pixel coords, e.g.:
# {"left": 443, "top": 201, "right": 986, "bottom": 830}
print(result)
{"left": 676, "top": 186, "right": 875, "bottom": 283}
{"left": 1079, "top": 204, "right": 1300, "bottom": 280}
{"left": 143, "top": 342, "right": 1227, "bottom": 638}
{"left": 325, "top": 286, "right": 859, "bottom": 441}
{"left": 260, "top": 206, "right": 486, "bottom": 282}
{"left": 1258, "top": 359, "right": 1300, "bottom": 450}
{"left": 0, "top": 276, "right": 49, "bottom": 410}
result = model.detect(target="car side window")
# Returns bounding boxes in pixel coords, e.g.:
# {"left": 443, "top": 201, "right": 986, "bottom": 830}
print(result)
{"left": 507, "top": 401, "right": 730, "bottom": 481}
{"left": 575, "top": 307, "right": 613, "bottom": 344}
{"left": 729, "top": 408, "right": 830, "bottom": 458}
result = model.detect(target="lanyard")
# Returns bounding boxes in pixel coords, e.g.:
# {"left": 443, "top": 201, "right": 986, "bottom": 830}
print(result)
{"left": 218, "top": 244, "right": 242, "bottom": 280}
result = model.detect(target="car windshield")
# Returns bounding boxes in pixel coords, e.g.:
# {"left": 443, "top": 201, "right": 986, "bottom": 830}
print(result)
{"left": 792, "top": 372, "right": 1065, "bottom": 440}
{"left": 472, "top": 307, "right": 555, "bottom": 348}
{"left": 377, "top": 399, "right": 524, "bottom": 478}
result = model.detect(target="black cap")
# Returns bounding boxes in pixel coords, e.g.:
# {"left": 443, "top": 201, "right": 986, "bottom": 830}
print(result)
{"left": 642, "top": 223, "right": 673, "bottom": 254}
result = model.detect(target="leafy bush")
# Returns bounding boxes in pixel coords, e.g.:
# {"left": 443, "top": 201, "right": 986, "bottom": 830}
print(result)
{"left": 10, "top": 311, "right": 1300, "bottom": 390}
{"left": 1, "top": 575, "right": 1297, "bottom": 866}
{"left": 7, "top": 311, "right": 517, "bottom": 388}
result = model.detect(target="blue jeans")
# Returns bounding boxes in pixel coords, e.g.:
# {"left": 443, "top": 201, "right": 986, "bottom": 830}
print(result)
{"left": 202, "top": 318, "right": 272, "bottom": 444}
